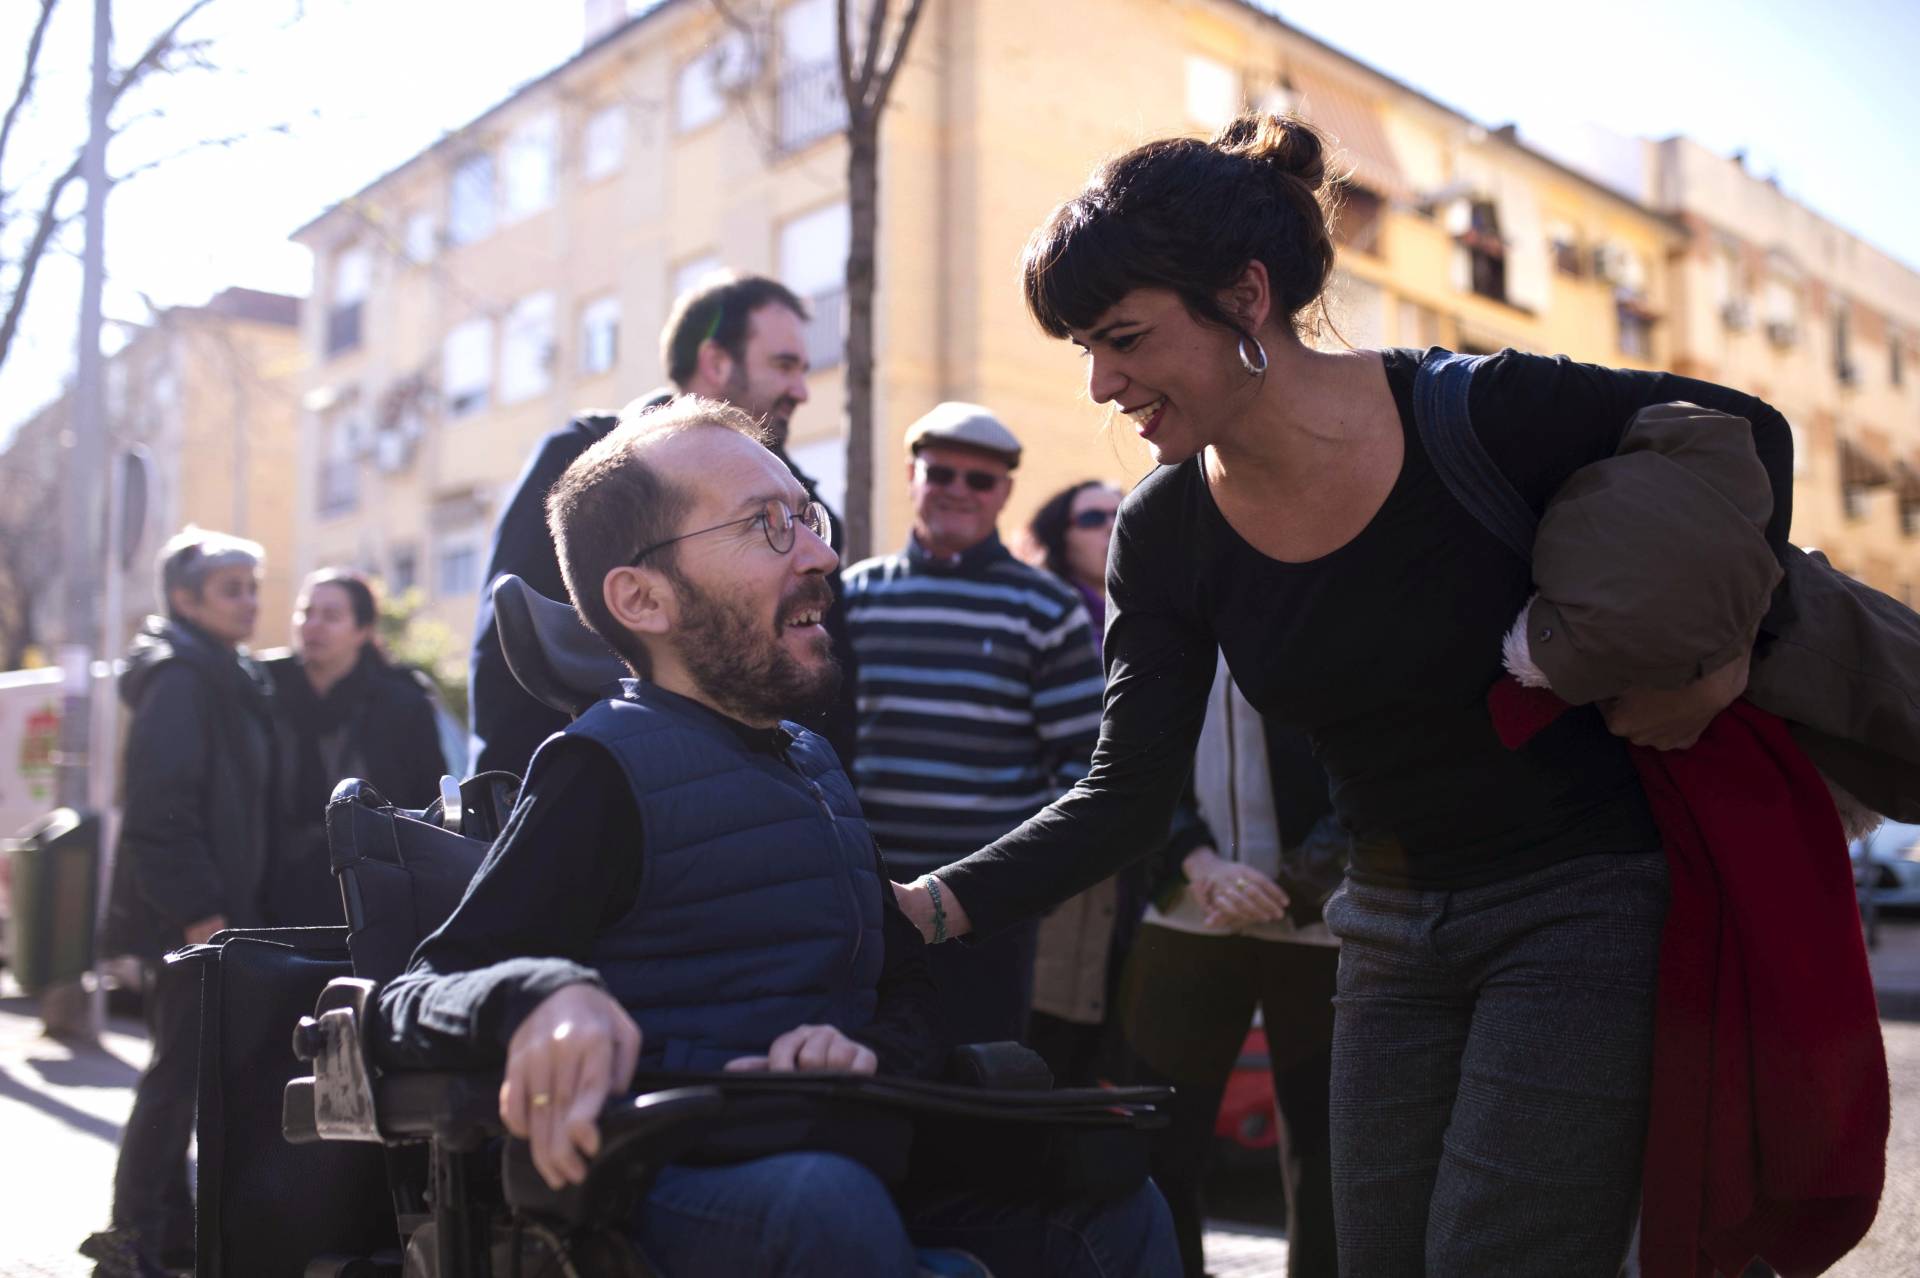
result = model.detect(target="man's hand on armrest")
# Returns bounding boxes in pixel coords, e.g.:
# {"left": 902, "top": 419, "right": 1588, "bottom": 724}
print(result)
{"left": 725, "top": 1024, "right": 877, "bottom": 1074}
{"left": 500, "top": 983, "right": 642, "bottom": 1191}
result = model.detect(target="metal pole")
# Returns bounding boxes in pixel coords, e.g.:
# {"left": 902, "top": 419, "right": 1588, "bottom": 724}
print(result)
{"left": 47, "top": 0, "right": 113, "bottom": 1040}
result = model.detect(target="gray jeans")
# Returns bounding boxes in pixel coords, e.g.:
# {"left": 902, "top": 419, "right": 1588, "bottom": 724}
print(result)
{"left": 1324, "top": 851, "right": 1668, "bottom": 1277}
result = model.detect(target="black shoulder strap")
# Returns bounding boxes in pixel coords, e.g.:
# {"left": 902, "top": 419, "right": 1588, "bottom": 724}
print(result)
{"left": 1412, "top": 351, "right": 1537, "bottom": 564}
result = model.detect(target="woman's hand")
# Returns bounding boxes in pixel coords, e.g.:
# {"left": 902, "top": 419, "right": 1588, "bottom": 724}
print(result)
{"left": 891, "top": 876, "right": 973, "bottom": 944}
{"left": 725, "top": 1024, "right": 878, "bottom": 1074}
{"left": 1601, "top": 649, "right": 1750, "bottom": 752}
{"left": 1184, "top": 847, "right": 1290, "bottom": 930}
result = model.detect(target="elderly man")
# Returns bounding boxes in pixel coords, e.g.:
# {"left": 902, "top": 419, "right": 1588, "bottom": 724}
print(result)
{"left": 376, "top": 397, "right": 1175, "bottom": 1276}
{"left": 84, "top": 528, "right": 275, "bottom": 1278}
{"left": 467, "top": 272, "right": 854, "bottom": 777}
{"left": 843, "top": 405, "right": 1105, "bottom": 1046}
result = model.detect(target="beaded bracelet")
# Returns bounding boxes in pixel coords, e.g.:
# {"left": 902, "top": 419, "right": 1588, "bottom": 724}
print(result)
{"left": 923, "top": 874, "right": 949, "bottom": 945}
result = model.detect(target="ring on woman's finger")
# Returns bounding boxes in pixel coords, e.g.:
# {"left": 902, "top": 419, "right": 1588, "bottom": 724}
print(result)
{"left": 531, "top": 1093, "right": 553, "bottom": 1108}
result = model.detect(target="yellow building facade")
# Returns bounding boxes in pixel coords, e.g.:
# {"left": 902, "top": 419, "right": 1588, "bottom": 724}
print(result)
{"left": 1, "top": 287, "right": 305, "bottom": 657}
{"left": 305, "top": 0, "right": 1899, "bottom": 653}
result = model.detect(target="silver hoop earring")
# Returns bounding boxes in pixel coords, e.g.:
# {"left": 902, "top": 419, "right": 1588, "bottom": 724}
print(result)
{"left": 1237, "top": 334, "right": 1269, "bottom": 376}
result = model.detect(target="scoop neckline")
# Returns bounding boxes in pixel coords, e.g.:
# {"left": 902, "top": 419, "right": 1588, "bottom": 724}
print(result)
{"left": 1193, "top": 349, "right": 1417, "bottom": 571}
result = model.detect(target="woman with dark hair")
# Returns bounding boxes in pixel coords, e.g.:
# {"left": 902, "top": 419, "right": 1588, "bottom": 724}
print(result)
{"left": 894, "top": 112, "right": 1800, "bottom": 1275}
{"left": 263, "top": 568, "right": 448, "bottom": 926}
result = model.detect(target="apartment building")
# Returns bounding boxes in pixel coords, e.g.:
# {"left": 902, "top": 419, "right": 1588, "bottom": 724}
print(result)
{"left": 290, "top": 0, "right": 1687, "bottom": 644}
{"left": 0, "top": 287, "right": 305, "bottom": 660}
{"left": 1652, "top": 136, "right": 1920, "bottom": 602}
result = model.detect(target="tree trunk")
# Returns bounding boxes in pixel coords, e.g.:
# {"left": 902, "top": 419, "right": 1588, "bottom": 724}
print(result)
{"left": 842, "top": 117, "right": 881, "bottom": 563}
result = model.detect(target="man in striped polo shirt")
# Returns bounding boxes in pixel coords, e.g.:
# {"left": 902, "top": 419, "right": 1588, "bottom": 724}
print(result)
{"left": 843, "top": 403, "right": 1104, "bottom": 1046}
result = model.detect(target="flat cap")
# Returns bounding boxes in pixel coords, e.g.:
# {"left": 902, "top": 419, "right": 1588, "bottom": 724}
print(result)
{"left": 904, "top": 402, "right": 1022, "bottom": 468}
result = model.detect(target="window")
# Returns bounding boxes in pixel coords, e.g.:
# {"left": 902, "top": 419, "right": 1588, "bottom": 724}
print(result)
{"left": 389, "top": 545, "right": 419, "bottom": 594}
{"left": 779, "top": 202, "right": 850, "bottom": 369}
{"left": 1333, "top": 187, "right": 1384, "bottom": 256}
{"left": 448, "top": 153, "right": 496, "bottom": 246}
{"left": 1185, "top": 55, "right": 1240, "bottom": 131}
{"left": 778, "top": 0, "right": 847, "bottom": 151}
{"left": 580, "top": 295, "right": 620, "bottom": 376}
{"left": 1617, "top": 300, "right": 1654, "bottom": 359}
{"left": 676, "top": 43, "right": 728, "bottom": 132}
{"left": 1548, "top": 222, "right": 1583, "bottom": 277}
{"left": 500, "top": 292, "right": 556, "bottom": 403}
{"left": 442, "top": 317, "right": 493, "bottom": 418}
{"left": 1893, "top": 335, "right": 1906, "bottom": 388}
{"left": 582, "top": 103, "right": 627, "bottom": 181}
{"left": 1834, "top": 305, "right": 1858, "bottom": 386}
{"left": 1763, "top": 278, "right": 1799, "bottom": 347}
{"left": 326, "top": 245, "right": 371, "bottom": 356}
{"left": 404, "top": 210, "right": 437, "bottom": 264}
{"left": 673, "top": 254, "right": 725, "bottom": 301}
{"left": 318, "top": 399, "right": 363, "bottom": 516}
{"left": 436, "top": 537, "right": 481, "bottom": 598}
{"left": 1461, "top": 201, "right": 1507, "bottom": 304}
{"left": 502, "top": 112, "right": 558, "bottom": 221}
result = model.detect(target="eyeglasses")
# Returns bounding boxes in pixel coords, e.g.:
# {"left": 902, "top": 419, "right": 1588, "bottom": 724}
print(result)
{"left": 918, "top": 460, "right": 1003, "bottom": 493}
{"left": 629, "top": 498, "right": 832, "bottom": 566}
{"left": 1070, "top": 508, "right": 1118, "bottom": 530}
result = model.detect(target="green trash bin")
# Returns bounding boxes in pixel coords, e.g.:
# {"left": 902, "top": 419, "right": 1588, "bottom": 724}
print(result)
{"left": 4, "top": 807, "right": 100, "bottom": 996}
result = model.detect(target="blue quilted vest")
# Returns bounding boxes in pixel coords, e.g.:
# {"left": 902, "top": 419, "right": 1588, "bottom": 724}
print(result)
{"left": 535, "top": 683, "right": 885, "bottom": 1073}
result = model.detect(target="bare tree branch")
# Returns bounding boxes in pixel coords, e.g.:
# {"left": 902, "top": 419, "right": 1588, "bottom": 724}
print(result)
{"left": 111, "top": 0, "right": 220, "bottom": 103}
{"left": 867, "top": 0, "right": 928, "bottom": 116}
{"left": 0, "top": 150, "right": 81, "bottom": 372}
{"left": 110, "top": 123, "right": 289, "bottom": 184}
{"left": 835, "top": 0, "right": 857, "bottom": 109}
{"left": 856, "top": 0, "right": 889, "bottom": 105}
{"left": 0, "top": 0, "right": 60, "bottom": 179}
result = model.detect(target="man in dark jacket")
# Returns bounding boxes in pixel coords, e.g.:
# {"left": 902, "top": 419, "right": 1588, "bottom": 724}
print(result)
{"left": 84, "top": 527, "right": 275, "bottom": 1278}
{"left": 467, "top": 272, "right": 855, "bottom": 777}
{"left": 384, "top": 399, "right": 1175, "bottom": 1276}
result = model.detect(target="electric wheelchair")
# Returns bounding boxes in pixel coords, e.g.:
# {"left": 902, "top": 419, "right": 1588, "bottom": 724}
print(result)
{"left": 181, "top": 575, "right": 1171, "bottom": 1277}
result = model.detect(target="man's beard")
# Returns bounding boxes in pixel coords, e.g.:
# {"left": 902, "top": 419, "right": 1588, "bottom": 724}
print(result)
{"left": 670, "top": 572, "right": 839, "bottom": 726}
{"left": 723, "top": 364, "right": 795, "bottom": 448}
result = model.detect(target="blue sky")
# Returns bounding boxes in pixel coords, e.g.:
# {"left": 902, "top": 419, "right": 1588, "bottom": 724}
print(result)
{"left": 2, "top": 0, "right": 1915, "bottom": 435}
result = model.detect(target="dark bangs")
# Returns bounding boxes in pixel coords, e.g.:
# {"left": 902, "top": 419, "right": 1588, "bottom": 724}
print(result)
{"left": 1022, "top": 194, "right": 1140, "bottom": 340}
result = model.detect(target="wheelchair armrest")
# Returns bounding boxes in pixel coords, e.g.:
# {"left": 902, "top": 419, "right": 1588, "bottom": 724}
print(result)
{"left": 289, "top": 977, "right": 383, "bottom": 1142}
{"left": 503, "top": 1086, "right": 727, "bottom": 1228}
{"left": 944, "top": 1041, "right": 1054, "bottom": 1091}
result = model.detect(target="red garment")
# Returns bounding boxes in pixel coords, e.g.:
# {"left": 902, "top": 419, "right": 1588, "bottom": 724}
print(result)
{"left": 1487, "top": 682, "right": 1887, "bottom": 1278}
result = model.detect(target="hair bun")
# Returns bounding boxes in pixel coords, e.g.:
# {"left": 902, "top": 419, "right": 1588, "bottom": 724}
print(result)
{"left": 1214, "top": 111, "right": 1328, "bottom": 191}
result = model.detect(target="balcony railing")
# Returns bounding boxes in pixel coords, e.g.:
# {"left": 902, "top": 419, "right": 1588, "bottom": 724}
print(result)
{"left": 778, "top": 60, "right": 848, "bottom": 153}
{"left": 804, "top": 287, "right": 846, "bottom": 371}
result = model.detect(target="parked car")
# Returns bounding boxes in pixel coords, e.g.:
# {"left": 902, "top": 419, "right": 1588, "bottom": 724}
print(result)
{"left": 1853, "top": 820, "right": 1920, "bottom": 911}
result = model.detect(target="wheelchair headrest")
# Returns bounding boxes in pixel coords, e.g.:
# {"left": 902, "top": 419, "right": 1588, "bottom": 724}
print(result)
{"left": 490, "top": 574, "right": 628, "bottom": 719}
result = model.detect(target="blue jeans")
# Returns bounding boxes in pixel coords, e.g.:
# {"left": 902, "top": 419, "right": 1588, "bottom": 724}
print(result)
{"left": 1323, "top": 851, "right": 1668, "bottom": 1277}
{"left": 633, "top": 1151, "right": 1180, "bottom": 1277}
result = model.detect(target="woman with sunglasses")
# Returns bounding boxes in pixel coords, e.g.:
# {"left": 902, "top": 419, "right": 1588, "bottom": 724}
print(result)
{"left": 894, "top": 112, "right": 1801, "bottom": 1276}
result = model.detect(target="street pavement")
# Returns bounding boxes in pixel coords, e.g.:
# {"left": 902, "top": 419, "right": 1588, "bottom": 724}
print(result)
{"left": 5, "top": 922, "right": 1920, "bottom": 1277}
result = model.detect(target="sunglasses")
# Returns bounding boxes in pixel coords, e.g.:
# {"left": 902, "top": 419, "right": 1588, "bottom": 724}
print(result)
{"left": 1071, "top": 508, "right": 1118, "bottom": 530}
{"left": 918, "top": 461, "right": 1002, "bottom": 493}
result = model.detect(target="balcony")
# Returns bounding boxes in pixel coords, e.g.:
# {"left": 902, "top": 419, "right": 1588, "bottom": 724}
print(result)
{"left": 778, "top": 60, "right": 848, "bottom": 153}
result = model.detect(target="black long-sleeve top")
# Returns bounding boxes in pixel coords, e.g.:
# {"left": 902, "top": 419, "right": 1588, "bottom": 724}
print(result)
{"left": 940, "top": 348, "right": 1797, "bottom": 936}
{"left": 376, "top": 732, "right": 943, "bottom": 1078}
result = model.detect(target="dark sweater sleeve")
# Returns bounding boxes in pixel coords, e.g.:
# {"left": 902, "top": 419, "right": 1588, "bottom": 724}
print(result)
{"left": 847, "top": 845, "right": 946, "bottom": 1078}
{"left": 1469, "top": 349, "right": 1797, "bottom": 558}
{"left": 374, "top": 741, "right": 641, "bottom": 1070}
{"left": 936, "top": 488, "right": 1218, "bottom": 938}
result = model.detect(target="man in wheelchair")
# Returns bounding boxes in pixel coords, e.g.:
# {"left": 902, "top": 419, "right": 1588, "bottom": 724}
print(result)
{"left": 373, "top": 396, "right": 1177, "bottom": 1276}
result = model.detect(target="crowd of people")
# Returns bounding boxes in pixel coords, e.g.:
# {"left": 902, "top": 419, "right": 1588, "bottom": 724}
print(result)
{"left": 79, "top": 108, "right": 1909, "bottom": 1278}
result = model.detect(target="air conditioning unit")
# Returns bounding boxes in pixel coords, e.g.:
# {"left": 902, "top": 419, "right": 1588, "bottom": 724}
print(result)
{"left": 1765, "top": 320, "right": 1798, "bottom": 348}
{"left": 708, "top": 30, "right": 762, "bottom": 93}
{"left": 372, "top": 428, "right": 416, "bottom": 474}
{"left": 1720, "top": 299, "right": 1753, "bottom": 331}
